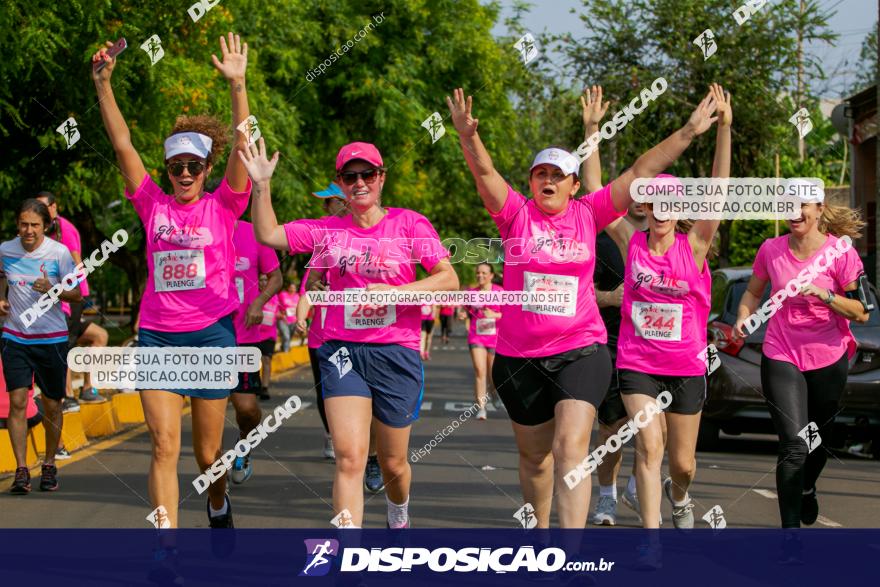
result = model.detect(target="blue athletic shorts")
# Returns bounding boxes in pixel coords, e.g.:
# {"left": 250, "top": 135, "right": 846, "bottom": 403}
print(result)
{"left": 138, "top": 314, "right": 236, "bottom": 399}
{"left": 317, "top": 340, "right": 424, "bottom": 428}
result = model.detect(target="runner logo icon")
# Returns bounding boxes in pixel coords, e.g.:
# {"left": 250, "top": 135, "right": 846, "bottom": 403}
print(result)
{"left": 300, "top": 539, "right": 339, "bottom": 577}
{"left": 330, "top": 346, "right": 352, "bottom": 378}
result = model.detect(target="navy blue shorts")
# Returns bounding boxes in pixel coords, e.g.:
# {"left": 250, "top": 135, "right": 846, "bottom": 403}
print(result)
{"left": 138, "top": 315, "right": 236, "bottom": 399}
{"left": 317, "top": 340, "right": 424, "bottom": 428}
{"left": 1, "top": 339, "right": 67, "bottom": 400}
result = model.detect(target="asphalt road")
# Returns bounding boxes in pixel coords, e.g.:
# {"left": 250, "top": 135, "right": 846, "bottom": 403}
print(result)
{"left": 2, "top": 333, "right": 878, "bottom": 529}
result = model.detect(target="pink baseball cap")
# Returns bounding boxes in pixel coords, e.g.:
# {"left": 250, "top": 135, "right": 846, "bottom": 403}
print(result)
{"left": 335, "top": 142, "right": 384, "bottom": 171}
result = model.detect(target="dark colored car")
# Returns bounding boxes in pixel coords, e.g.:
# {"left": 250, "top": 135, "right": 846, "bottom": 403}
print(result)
{"left": 701, "top": 267, "right": 880, "bottom": 458}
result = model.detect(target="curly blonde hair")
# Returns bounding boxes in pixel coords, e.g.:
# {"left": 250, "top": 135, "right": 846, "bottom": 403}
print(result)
{"left": 168, "top": 115, "right": 229, "bottom": 165}
{"left": 820, "top": 204, "right": 865, "bottom": 240}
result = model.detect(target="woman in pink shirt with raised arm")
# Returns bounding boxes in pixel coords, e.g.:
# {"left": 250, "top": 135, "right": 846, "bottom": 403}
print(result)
{"left": 609, "top": 86, "right": 730, "bottom": 553}
{"left": 244, "top": 139, "right": 458, "bottom": 529}
{"left": 446, "top": 85, "right": 718, "bottom": 529}
{"left": 91, "top": 32, "right": 251, "bottom": 531}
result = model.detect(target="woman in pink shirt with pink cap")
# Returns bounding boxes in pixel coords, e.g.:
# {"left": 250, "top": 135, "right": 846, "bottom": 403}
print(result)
{"left": 245, "top": 138, "right": 458, "bottom": 529}
{"left": 446, "top": 85, "right": 719, "bottom": 529}
{"left": 91, "top": 32, "right": 251, "bottom": 531}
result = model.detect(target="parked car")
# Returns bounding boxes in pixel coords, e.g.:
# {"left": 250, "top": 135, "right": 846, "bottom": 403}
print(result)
{"left": 701, "top": 267, "right": 880, "bottom": 458}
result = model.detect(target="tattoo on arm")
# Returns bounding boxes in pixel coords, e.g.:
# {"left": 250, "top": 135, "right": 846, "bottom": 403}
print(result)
{"left": 235, "top": 83, "right": 242, "bottom": 92}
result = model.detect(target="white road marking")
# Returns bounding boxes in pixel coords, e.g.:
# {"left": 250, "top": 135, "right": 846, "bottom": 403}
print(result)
{"left": 752, "top": 489, "right": 844, "bottom": 527}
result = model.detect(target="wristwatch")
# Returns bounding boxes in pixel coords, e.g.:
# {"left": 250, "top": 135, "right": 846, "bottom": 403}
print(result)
{"left": 823, "top": 289, "right": 835, "bottom": 305}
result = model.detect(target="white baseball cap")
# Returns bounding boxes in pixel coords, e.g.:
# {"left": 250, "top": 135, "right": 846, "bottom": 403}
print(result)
{"left": 164, "top": 132, "right": 213, "bottom": 160}
{"left": 530, "top": 148, "right": 580, "bottom": 177}
{"left": 788, "top": 178, "right": 825, "bottom": 204}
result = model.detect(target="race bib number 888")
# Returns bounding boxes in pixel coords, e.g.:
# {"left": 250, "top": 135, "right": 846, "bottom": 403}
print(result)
{"left": 153, "top": 249, "right": 206, "bottom": 292}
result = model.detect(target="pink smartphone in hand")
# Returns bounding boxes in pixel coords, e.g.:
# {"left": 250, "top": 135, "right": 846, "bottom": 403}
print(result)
{"left": 93, "top": 38, "right": 127, "bottom": 72}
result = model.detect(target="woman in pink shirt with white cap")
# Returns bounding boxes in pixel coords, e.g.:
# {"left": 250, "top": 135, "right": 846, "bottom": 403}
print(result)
{"left": 446, "top": 86, "right": 719, "bottom": 529}
{"left": 91, "top": 32, "right": 251, "bottom": 531}
{"left": 735, "top": 175, "right": 869, "bottom": 544}
{"left": 245, "top": 138, "right": 458, "bottom": 529}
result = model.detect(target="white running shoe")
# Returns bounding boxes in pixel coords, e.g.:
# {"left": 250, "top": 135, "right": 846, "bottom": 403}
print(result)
{"left": 476, "top": 408, "right": 487, "bottom": 420}
{"left": 591, "top": 495, "right": 617, "bottom": 526}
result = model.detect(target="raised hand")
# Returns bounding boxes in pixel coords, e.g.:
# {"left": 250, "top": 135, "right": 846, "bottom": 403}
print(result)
{"left": 237, "top": 138, "right": 280, "bottom": 185}
{"left": 710, "top": 83, "right": 732, "bottom": 127}
{"left": 211, "top": 32, "right": 248, "bottom": 81}
{"left": 91, "top": 41, "right": 117, "bottom": 83}
{"left": 445, "top": 88, "right": 479, "bottom": 137}
{"left": 684, "top": 90, "right": 719, "bottom": 137}
{"left": 581, "top": 85, "right": 610, "bottom": 127}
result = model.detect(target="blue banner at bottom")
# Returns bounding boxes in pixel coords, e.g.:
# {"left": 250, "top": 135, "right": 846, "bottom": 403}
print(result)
{"left": 0, "top": 529, "right": 874, "bottom": 586}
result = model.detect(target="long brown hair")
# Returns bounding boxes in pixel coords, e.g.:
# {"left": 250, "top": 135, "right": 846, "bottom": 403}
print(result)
{"left": 819, "top": 203, "right": 865, "bottom": 240}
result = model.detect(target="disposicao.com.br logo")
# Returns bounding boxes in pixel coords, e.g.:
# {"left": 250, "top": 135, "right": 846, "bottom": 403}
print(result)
{"left": 299, "top": 540, "right": 615, "bottom": 575}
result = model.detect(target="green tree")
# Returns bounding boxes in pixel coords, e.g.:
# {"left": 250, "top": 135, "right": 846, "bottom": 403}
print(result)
{"left": 854, "top": 21, "right": 878, "bottom": 91}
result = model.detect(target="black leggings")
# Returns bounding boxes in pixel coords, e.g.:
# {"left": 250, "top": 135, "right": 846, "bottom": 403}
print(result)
{"left": 761, "top": 351, "right": 848, "bottom": 528}
{"left": 309, "top": 347, "right": 329, "bottom": 434}
{"left": 440, "top": 315, "right": 451, "bottom": 338}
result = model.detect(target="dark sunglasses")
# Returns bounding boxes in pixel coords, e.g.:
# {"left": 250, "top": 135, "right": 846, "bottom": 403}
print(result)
{"left": 338, "top": 168, "right": 382, "bottom": 186}
{"left": 166, "top": 160, "right": 206, "bottom": 177}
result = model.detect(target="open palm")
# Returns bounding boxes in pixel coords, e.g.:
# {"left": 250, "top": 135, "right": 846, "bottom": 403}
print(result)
{"left": 445, "top": 88, "right": 479, "bottom": 137}
{"left": 686, "top": 90, "right": 719, "bottom": 137}
{"left": 212, "top": 32, "right": 248, "bottom": 80}
{"left": 237, "top": 138, "right": 279, "bottom": 184}
{"left": 581, "top": 85, "right": 610, "bottom": 126}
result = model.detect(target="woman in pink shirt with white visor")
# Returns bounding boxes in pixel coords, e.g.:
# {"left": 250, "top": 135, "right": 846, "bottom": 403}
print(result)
{"left": 91, "top": 33, "right": 252, "bottom": 530}
{"left": 446, "top": 86, "right": 719, "bottom": 529}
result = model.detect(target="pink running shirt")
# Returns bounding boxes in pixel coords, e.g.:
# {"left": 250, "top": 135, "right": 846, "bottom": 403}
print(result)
{"left": 489, "top": 184, "right": 626, "bottom": 357}
{"left": 232, "top": 221, "right": 281, "bottom": 344}
{"left": 300, "top": 268, "right": 327, "bottom": 350}
{"left": 420, "top": 305, "right": 435, "bottom": 321}
{"left": 440, "top": 305, "right": 455, "bottom": 316}
{"left": 753, "top": 234, "right": 863, "bottom": 371}
{"left": 278, "top": 290, "right": 300, "bottom": 325}
{"left": 125, "top": 174, "right": 251, "bottom": 332}
{"left": 284, "top": 208, "right": 449, "bottom": 351}
{"left": 616, "top": 231, "right": 711, "bottom": 376}
{"left": 466, "top": 284, "right": 504, "bottom": 348}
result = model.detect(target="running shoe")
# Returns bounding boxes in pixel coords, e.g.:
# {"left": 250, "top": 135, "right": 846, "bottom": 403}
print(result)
{"left": 61, "top": 397, "right": 80, "bottom": 413}
{"left": 387, "top": 519, "right": 410, "bottom": 529}
{"left": 323, "top": 434, "right": 336, "bottom": 460}
{"left": 147, "top": 547, "right": 184, "bottom": 586}
{"left": 662, "top": 477, "right": 694, "bottom": 529}
{"left": 364, "top": 455, "right": 384, "bottom": 494}
{"left": 476, "top": 408, "right": 487, "bottom": 420}
{"left": 801, "top": 487, "right": 819, "bottom": 526}
{"left": 634, "top": 542, "right": 662, "bottom": 571}
{"left": 40, "top": 463, "right": 59, "bottom": 492}
{"left": 9, "top": 467, "right": 31, "bottom": 494}
{"left": 230, "top": 455, "right": 253, "bottom": 485}
{"left": 777, "top": 533, "right": 804, "bottom": 566}
{"left": 79, "top": 387, "right": 105, "bottom": 403}
{"left": 258, "top": 387, "right": 271, "bottom": 401}
{"left": 591, "top": 495, "right": 618, "bottom": 526}
{"left": 207, "top": 494, "right": 235, "bottom": 558}
{"left": 207, "top": 494, "right": 234, "bottom": 528}
{"left": 621, "top": 487, "right": 663, "bottom": 526}
{"left": 55, "top": 447, "right": 72, "bottom": 460}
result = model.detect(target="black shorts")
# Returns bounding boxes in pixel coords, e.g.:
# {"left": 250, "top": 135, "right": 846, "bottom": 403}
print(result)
{"left": 597, "top": 348, "right": 626, "bottom": 425}
{"left": 66, "top": 300, "right": 85, "bottom": 348}
{"left": 421, "top": 320, "right": 434, "bottom": 334}
{"left": 0, "top": 339, "right": 68, "bottom": 400}
{"left": 493, "top": 344, "right": 612, "bottom": 426}
{"left": 255, "top": 338, "right": 276, "bottom": 358}
{"left": 618, "top": 369, "right": 707, "bottom": 415}
{"left": 231, "top": 340, "right": 273, "bottom": 393}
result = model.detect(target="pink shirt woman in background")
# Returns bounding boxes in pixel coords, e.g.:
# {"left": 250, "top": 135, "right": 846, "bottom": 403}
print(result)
{"left": 246, "top": 139, "right": 458, "bottom": 529}
{"left": 438, "top": 304, "right": 456, "bottom": 345}
{"left": 91, "top": 32, "right": 251, "bottom": 531}
{"left": 607, "top": 85, "right": 731, "bottom": 540}
{"left": 419, "top": 304, "right": 436, "bottom": 360}
{"left": 736, "top": 184, "right": 869, "bottom": 536}
{"left": 447, "top": 84, "right": 719, "bottom": 529}
{"left": 463, "top": 262, "right": 503, "bottom": 420}
{"left": 276, "top": 283, "right": 299, "bottom": 352}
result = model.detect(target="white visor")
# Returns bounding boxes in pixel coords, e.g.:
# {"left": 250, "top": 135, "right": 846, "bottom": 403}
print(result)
{"left": 788, "top": 178, "right": 825, "bottom": 204}
{"left": 164, "top": 132, "right": 213, "bottom": 161}
{"left": 530, "top": 148, "right": 580, "bottom": 177}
